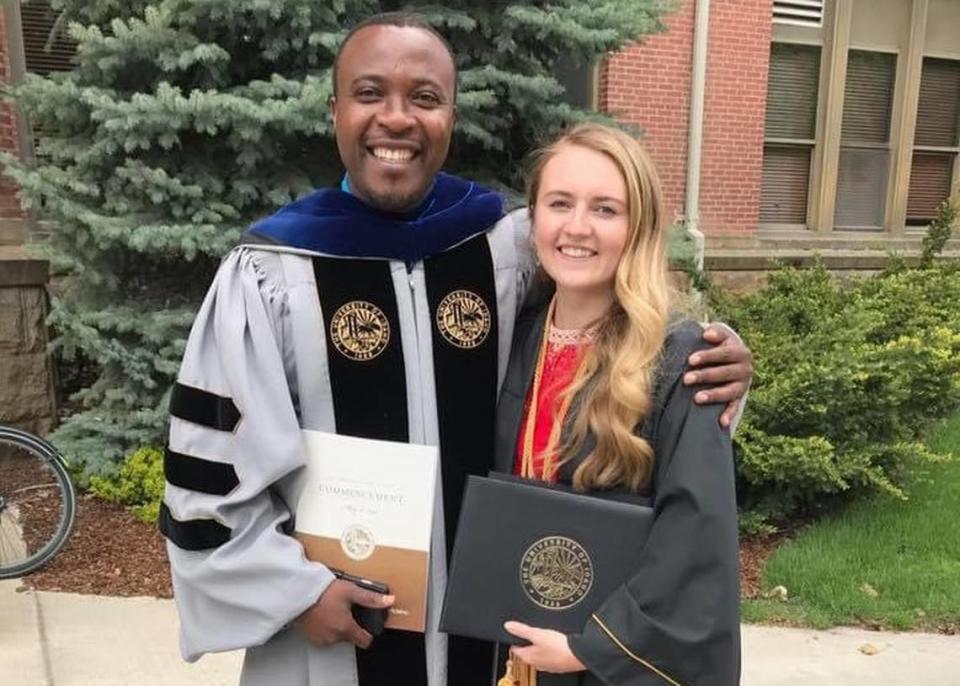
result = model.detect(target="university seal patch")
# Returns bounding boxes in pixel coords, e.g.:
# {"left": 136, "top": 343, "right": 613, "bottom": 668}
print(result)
{"left": 435, "top": 290, "right": 491, "bottom": 349}
{"left": 520, "top": 536, "right": 594, "bottom": 610}
{"left": 330, "top": 301, "right": 390, "bottom": 361}
{"left": 340, "top": 524, "right": 376, "bottom": 561}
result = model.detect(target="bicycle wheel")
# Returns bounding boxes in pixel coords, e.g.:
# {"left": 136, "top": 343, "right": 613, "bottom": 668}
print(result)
{"left": 0, "top": 426, "right": 76, "bottom": 580}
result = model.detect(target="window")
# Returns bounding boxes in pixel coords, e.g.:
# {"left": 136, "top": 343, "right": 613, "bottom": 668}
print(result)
{"left": 14, "top": 1, "right": 76, "bottom": 163}
{"left": 20, "top": 0, "right": 76, "bottom": 76}
{"left": 834, "top": 50, "right": 896, "bottom": 230}
{"left": 907, "top": 57, "right": 960, "bottom": 225}
{"left": 760, "top": 43, "right": 821, "bottom": 225}
{"left": 555, "top": 56, "right": 598, "bottom": 111}
{"left": 773, "top": 1, "right": 825, "bottom": 28}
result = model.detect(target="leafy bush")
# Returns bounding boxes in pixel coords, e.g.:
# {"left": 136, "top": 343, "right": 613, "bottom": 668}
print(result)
{"left": 89, "top": 446, "right": 164, "bottom": 524}
{"left": 920, "top": 194, "right": 957, "bottom": 267}
{"left": 711, "top": 262, "right": 960, "bottom": 532}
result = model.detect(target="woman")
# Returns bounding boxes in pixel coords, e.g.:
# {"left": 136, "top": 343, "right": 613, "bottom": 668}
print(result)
{"left": 493, "top": 123, "right": 740, "bottom": 685}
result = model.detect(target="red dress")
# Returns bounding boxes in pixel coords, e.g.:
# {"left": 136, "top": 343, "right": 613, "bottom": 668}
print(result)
{"left": 513, "top": 334, "right": 591, "bottom": 481}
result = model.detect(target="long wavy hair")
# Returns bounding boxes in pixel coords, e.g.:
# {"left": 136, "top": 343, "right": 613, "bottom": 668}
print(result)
{"left": 527, "top": 123, "right": 671, "bottom": 492}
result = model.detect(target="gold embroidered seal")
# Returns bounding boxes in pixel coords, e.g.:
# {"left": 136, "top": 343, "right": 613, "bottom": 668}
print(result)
{"left": 340, "top": 524, "right": 376, "bottom": 561}
{"left": 436, "top": 290, "right": 491, "bottom": 349}
{"left": 520, "top": 536, "right": 593, "bottom": 610}
{"left": 330, "top": 301, "right": 390, "bottom": 361}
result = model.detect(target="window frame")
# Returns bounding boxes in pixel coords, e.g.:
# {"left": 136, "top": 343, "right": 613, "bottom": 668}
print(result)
{"left": 759, "top": 41, "right": 824, "bottom": 230}
{"left": 833, "top": 47, "right": 899, "bottom": 231}
{"left": 905, "top": 54, "right": 960, "bottom": 226}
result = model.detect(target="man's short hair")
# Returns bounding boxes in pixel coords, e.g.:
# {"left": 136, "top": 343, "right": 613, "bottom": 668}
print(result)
{"left": 331, "top": 11, "right": 458, "bottom": 101}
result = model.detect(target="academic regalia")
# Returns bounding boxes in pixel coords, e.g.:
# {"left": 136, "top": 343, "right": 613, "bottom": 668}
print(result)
{"left": 493, "top": 308, "right": 741, "bottom": 686}
{"left": 161, "top": 173, "right": 536, "bottom": 686}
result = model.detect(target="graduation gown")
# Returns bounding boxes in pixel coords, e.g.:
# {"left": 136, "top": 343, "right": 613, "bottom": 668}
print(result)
{"left": 161, "top": 173, "right": 535, "bottom": 686}
{"left": 493, "top": 308, "right": 741, "bottom": 686}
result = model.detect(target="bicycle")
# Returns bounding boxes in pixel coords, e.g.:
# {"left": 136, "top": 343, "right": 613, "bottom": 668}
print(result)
{"left": 0, "top": 425, "right": 76, "bottom": 579}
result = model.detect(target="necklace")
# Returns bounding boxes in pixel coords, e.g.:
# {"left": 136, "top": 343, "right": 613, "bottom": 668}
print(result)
{"left": 547, "top": 321, "right": 601, "bottom": 346}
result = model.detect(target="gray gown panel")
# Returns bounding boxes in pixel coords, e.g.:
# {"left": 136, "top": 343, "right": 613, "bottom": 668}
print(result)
{"left": 166, "top": 249, "right": 334, "bottom": 664}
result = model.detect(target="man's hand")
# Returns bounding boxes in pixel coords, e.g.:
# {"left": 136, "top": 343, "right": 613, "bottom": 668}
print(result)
{"left": 504, "top": 621, "right": 585, "bottom": 674}
{"left": 685, "top": 324, "right": 753, "bottom": 428}
{"left": 295, "top": 579, "right": 394, "bottom": 649}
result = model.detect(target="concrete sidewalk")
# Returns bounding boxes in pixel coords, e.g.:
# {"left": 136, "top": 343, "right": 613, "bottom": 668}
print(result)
{"left": 1, "top": 579, "right": 958, "bottom": 685}
{"left": 0, "top": 580, "right": 240, "bottom": 685}
{"left": 740, "top": 624, "right": 959, "bottom": 685}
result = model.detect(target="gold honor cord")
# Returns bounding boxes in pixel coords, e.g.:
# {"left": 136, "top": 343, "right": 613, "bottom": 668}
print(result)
{"left": 520, "top": 297, "right": 577, "bottom": 483}
{"left": 590, "top": 614, "right": 685, "bottom": 686}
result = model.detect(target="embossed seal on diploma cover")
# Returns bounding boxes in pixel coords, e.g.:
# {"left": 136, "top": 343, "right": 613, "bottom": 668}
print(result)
{"left": 520, "top": 536, "right": 594, "bottom": 610}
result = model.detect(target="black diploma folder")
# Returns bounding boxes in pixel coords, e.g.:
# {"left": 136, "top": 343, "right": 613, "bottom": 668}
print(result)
{"left": 440, "top": 473, "right": 654, "bottom": 645}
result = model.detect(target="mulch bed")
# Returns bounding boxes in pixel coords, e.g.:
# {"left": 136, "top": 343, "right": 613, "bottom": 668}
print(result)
{"left": 2, "top": 445, "right": 73, "bottom": 571}
{"left": 739, "top": 533, "right": 790, "bottom": 600}
{"left": 22, "top": 494, "right": 778, "bottom": 603}
{"left": 23, "top": 494, "right": 173, "bottom": 598}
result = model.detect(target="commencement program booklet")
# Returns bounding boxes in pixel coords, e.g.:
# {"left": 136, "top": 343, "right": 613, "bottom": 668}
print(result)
{"left": 295, "top": 430, "right": 439, "bottom": 632}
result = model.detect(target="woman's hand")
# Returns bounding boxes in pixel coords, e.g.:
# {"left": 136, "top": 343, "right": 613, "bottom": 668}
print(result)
{"left": 686, "top": 324, "right": 754, "bottom": 428}
{"left": 504, "top": 621, "right": 586, "bottom": 674}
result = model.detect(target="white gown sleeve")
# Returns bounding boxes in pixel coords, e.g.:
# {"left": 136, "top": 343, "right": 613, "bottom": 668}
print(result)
{"left": 161, "top": 248, "right": 333, "bottom": 661}
{"left": 508, "top": 207, "right": 537, "bottom": 310}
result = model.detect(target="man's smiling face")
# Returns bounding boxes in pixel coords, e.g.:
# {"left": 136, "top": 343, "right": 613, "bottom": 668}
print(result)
{"left": 331, "top": 25, "right": 456, "bottom": 213}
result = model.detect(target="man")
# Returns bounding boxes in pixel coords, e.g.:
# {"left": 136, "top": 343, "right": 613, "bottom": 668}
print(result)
{"left": 160, "top": 12, "right": 753, "bottom": 686}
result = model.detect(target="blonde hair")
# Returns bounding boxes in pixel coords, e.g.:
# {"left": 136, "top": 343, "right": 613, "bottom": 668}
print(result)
{"left": 527, "top": 123, "right": 671, "bottom": 492}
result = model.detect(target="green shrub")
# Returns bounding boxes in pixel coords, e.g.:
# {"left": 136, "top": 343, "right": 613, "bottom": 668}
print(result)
{"left": 89, "top": 446, "right": 164, "bottom": 524}
{"left": 713, "top": 262, "right": 960, "bottom": 532}
{"left": 919, "top": 194, "right": 957, "bottom": 267}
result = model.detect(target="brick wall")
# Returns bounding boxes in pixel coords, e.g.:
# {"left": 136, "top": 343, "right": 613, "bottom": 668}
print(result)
{"left": 0, "top": 6, "right": 26, "bottom": 226}
{"left": 600, "top": 2, "right": 695, "bottom": 226}
{"left": 600, "top": 0, "right": 771, "bottom": 236}
{"left": 699, "top": 0, "right": 771, "bottom": 235}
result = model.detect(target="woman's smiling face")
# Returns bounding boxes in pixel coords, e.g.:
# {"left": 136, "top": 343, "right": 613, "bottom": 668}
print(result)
{"left": 532, "top": 143, "right": 631, "bottom": 299}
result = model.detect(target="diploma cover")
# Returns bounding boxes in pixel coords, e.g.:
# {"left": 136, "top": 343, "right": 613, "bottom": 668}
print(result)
{"left": 440, "top": 474, "right": 654, "bottom": 644}
{"left": 295, "top": 431, "right": 439, "bottom": 632}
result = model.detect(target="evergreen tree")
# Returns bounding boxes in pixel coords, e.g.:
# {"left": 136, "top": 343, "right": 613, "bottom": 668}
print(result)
{"left": 2, "top": 0, "right": 668, "bottom": 476}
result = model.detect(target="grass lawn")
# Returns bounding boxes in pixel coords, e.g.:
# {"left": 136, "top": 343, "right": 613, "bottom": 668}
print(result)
{"left": 742, "top": 411, "right": 960, "bottom": 632}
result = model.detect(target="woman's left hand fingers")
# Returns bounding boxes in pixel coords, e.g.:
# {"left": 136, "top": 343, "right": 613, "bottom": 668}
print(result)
{"left": 506, "top": 623, "right": 539, "bottom": 665}
{"left": 504, "top": 621, "right": 535, "bottom": 641}
{"left": 507, "top": 627, "right": 584, "bottom": 674}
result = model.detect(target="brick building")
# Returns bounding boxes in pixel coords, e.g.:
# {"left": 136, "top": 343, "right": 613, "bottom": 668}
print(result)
{"left": 600, "top": 0, "right": 772, "bottom": 240}
{"left": 582, "top": 0, "right": 960, "bottom": 279}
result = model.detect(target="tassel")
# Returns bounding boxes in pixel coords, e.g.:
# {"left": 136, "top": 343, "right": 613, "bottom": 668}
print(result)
{"left": 497, "top": 658, "right": 518, "bottom": 686}
{"left": 498, "top": 657, "right": 538, "bottom": 686}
